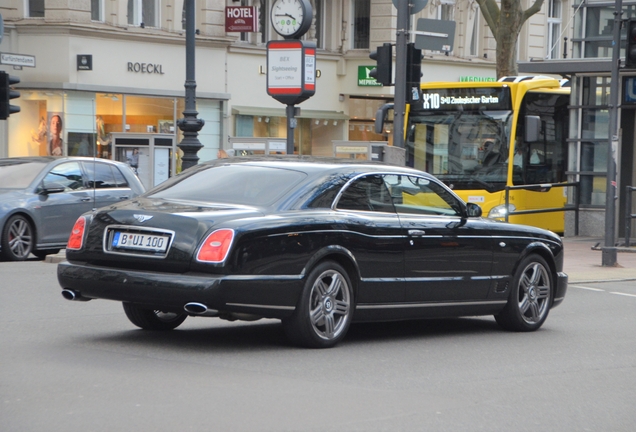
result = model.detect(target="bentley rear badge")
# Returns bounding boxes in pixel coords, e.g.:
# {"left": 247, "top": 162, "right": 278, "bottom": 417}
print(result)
{"left": 133, "top": 214, "right": 153, "bottom": 223}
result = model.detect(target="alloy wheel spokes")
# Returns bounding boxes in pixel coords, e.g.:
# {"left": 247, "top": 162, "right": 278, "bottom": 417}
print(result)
{"left": 518, "top": 262, "right": 551, "bottom": 324}
{"left": 9, "top": 220, "right": 32, "bottom": 258}
{"left": 309, "top": 269, "right": 351, "bottom": 340}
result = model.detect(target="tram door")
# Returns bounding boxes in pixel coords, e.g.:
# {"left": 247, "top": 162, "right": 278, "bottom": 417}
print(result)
{"left": 111, "top": 133, "right": 175, "bottom": 189}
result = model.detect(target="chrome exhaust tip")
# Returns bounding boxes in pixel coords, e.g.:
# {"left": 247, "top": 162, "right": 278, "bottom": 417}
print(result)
{"left": 184, "top": 302, "right": 219, "bottom": 317}
{"left": 61, "top": 289, "right": 91, "bottom": 302}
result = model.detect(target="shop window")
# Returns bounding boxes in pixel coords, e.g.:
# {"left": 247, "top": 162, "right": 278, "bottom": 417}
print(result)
{"left": 437, "top": 1, "right": 455, "bottom": 21}
{"left": 468, "top": 12, "right": 479, "bottom": 57}
{"left": 352, "top": 0, "right": 370, "bottom": 49}
{"left": 28, "top": 0, "right": 44, "bottom": 18}
{"left": 348, "top": 98, "right": 392, "bottom": 144}
{"left": 128, "top": 0, "right": 158, "bottom": 27}
{"left": 95, "top": 93, "right": 124, "bottom": 159}
{"left": 572, "top": 4, "right": 636, "bottom": 59}
{"left": 125, "top": 95, "right": 175, "bottom": 134}
{"left": 546, "top": 0, "right": 562, "bottom": 59}
{"left": 92, "top": 0, "right": 103, "bottom": 21}
{"left": 258, "top": 0, "right": 269, "bottom": 44}
{"left": 301, "top": 0, "right": 323, "bottom": 48}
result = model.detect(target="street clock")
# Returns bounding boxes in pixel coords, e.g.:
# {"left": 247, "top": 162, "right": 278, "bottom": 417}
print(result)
{"left": 270, "top": 0, "right": 313, "bottom": 39}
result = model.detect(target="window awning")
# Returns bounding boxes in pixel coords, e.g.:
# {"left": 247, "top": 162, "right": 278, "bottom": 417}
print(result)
{"left": 518, "top": 58, "right": 612, "bottom": 76}
{"left": 231, "top": 106, "right": 349, "bottom": 120}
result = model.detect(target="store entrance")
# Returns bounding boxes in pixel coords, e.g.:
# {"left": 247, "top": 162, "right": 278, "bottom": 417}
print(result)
{"left": 111, "top": 133, "right": 175, "bottom": 189}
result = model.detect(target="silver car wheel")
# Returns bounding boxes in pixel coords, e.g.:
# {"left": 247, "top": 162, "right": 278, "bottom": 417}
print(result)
{"left": 517, "top": 261, "right": 551, "bottom": 324}
{"left": 2, "top": 215, "right": 34, "bottom": 261}
{"left": 308, "top": 269, "right": 351, "bottom": 341}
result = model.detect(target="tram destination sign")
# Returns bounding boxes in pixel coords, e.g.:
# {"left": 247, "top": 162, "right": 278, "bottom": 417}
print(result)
{"left": 420, "top": 87, "right": 511, "bottom": 111}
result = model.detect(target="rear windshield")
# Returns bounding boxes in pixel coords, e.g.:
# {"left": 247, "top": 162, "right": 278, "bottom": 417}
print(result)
{"left": 0, "top": 161, "right": 46, "bottom": 189}
{"left": 146, "top": 164, "right": 307, "bottom": 206}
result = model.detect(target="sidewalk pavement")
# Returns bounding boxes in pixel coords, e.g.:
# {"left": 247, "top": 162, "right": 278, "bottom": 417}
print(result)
{"left": 45, "top": 237, "right": 636, "bottom": 284}
{"left": 562, "top": 237, "right": 636, "bottom": 284}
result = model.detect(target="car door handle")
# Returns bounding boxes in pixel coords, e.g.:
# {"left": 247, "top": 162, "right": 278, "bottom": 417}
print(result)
{"left": 80, "top": 197, "right": 92, "bottom": 202}
{"left": 118, "top": 196, "right": 130, "bottom": 200}
{"left": 408, "top": 229, "right": 426, "bottom": 236}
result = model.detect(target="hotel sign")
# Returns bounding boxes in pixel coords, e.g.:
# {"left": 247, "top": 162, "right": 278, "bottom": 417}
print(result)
{"left": 225, "top": 6, "right": 258, "bottom": 33}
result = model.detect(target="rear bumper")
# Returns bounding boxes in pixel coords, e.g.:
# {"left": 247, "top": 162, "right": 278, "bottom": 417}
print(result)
{"left": 552, "top": 271, "right": 568, "bottom": 308}
{"left": 57, "top": 261, "right": 303, "bottom": 319}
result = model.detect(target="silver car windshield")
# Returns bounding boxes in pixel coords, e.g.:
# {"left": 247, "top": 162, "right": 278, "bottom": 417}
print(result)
{"left": 0, "top": 161, "right": 48, "bottom": 189}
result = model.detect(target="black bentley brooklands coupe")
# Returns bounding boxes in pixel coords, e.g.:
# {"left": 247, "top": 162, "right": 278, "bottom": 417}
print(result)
{"left": 58, "top": 157, "right": 567, "bottom": 348}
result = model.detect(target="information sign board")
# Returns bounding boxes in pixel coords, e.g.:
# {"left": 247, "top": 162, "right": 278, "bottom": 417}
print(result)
{"left": 266, "top": 40, "right": 316, "bottom": 105}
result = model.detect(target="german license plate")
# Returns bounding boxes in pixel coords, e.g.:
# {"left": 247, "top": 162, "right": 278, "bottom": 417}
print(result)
{"left": 112, "top": 231, "right": 169, "bottom": 252}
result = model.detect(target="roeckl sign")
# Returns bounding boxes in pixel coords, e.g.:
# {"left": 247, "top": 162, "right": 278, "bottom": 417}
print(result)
{"left": 127, "top": 62, "right": 165, "bottom": 74}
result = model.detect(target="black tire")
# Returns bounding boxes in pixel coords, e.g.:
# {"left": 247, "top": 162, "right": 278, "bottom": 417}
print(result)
{"left": 32, "top": 249, "right": 61, "bottom": 260}
{"left": 282, "top": 261, "right": 354, "bottom": 348}
{"left": 122, "top": 302, "right": 187, "bottom": 331}
{"left": 495, "top": 254, "right": 553, "bottom": 332}
{"left": 1, "top": 215, "right": 34, "bottom": 261}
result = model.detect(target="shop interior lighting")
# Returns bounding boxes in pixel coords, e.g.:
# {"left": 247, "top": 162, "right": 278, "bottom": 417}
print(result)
{"left": 265, "top": 117, "right": 270, "bottom": 123}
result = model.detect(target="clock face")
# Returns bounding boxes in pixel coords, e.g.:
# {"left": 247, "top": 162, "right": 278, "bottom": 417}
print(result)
{"left": 271, "top": 0, "right": 311, "bottom": 38}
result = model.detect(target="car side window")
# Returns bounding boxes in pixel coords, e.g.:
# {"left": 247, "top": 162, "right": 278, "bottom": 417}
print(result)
{"left": 112, "top": 167, "right": 129, "bottom": 188}
{"left": 385, "top": 175, "right": 462, "bottom": 216}
{"left": 42, "top": 162, "right": 86, "bottom": 191}
{"left": 337, "top": 175, "right": 395, "bottom": 213}
{"left": 84, "top": 162, "right": 117, "bottom": 189}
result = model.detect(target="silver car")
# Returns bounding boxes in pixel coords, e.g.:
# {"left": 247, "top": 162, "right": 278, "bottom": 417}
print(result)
{"left": 0, "top": 157, "right": 145, "bottom": 261}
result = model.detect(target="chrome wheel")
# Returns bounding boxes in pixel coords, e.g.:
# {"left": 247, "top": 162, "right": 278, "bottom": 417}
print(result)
{"left": 1, "top": 215, "right": 34, "bottom": 261}
{"left": 308, "top": 268, "right": 351, "bottom": 341}
{"left": 495, "top": 254, "right": 553, "bottom": 332}
{"left": 282, "top": 261, "right": 354, "bottom": 348}
{"left": 517, "top": 261, "right": 551, "bottom": 324}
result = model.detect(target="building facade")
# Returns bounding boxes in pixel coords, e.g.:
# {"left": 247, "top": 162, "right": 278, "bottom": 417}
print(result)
{"left": 521, "top": 0, "right": 636, "bottom": 238}
{"left": 2, "top": 0, "right": 568, "bottom": 185}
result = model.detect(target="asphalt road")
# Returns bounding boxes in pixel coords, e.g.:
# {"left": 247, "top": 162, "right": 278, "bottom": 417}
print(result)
{"left": 2, "top": 260, "right": 635, "bottom": 431}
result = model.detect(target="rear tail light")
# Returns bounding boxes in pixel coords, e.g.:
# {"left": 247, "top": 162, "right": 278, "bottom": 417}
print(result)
{"left": 196, "top": 229, "right": 234, "bottom": 263}
{"left": 67, "top": 216, "right": 87, "bottom": 250}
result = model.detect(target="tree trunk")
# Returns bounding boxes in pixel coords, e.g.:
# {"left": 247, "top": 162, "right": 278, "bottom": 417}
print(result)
{"left": 476, "top": 0, "right": 545, "bottom": 79}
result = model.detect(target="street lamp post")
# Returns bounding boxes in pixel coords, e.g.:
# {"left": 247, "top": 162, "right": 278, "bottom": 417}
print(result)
{"left": 603, "top": 0, "right": 622, "bottom": 266}
{"left": 177, "top": 0, "right": 205, "bottom": 171}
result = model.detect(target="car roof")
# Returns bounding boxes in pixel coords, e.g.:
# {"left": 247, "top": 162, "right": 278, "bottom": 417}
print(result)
{"left": 0, "top": 156, "right": 130, "bottom": 167}
{"left": 203, "top": 155, "right": 433, "bottom": 178}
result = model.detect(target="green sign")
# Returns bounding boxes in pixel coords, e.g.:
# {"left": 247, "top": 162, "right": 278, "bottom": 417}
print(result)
{"left": 459, "top": 76, "right": 496, "bottom": 82}
{"left": 358, "top": 66, "right": 382, "bottom": 87}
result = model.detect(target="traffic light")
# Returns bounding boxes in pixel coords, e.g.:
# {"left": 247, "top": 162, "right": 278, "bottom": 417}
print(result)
{"left": 369, "top": 43, "right": 393, "bottom": 86}
{"left": 626, "top": 19, "right": 636, "bottom": 69}
{"left": 406, "top": 43, "right": 422, "bottom": 102}
{"left": 0, "top": 71, "right": 21, "bottom": 120}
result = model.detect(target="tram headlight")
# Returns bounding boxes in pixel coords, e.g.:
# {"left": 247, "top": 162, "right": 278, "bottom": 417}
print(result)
{"left": 488, "top": 204, "right": 516, "bottom": 219}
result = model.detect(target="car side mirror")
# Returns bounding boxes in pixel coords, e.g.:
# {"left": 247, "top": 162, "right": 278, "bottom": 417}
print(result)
{"left": 40, "top": 182, "right": 66, "bottom": 195}
{"left": 466, "top": 202, "right": 482, "bottom": 217}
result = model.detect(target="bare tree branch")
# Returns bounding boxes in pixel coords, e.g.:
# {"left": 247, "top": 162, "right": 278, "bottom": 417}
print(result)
{"left": 522, "top": 0, "right": 545, "bottom": 23}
